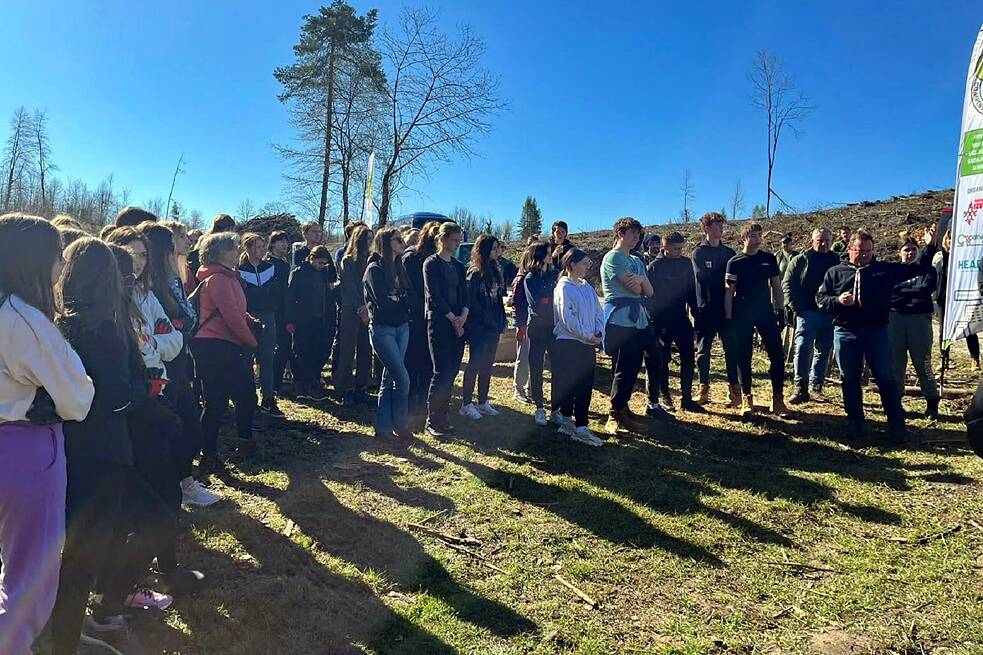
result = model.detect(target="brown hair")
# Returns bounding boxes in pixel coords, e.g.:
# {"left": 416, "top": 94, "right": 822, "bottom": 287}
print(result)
{"left": 115, "top": 206, "right": 158, "bottom": 227}
{"left": 343, "top": 225, "right": 372, "bottom": 265}
{"left": 699, "top": 211, "right": 726, "bottom": 231}
{"left": 851, "top": 229, "right": 873, "bottom": 245}
{"left": 210, "top": 214, "right": 236, "bottom": 234}
{"left": 103, "top": 226, "right": 151, "bottom": 290}
{"left": 414, "top": 221, "right": 441, "bottom": 258}
{"left": 561, "top": 247, "right": 589, "bottom": 272}
{"left": 469, "top": 234, "right": 502, "bottom": 283}
{"left": 613, "top": 217, "right": 643, "bottom": 237}
{"left": 309, "top": 245, "right": 332, "bottom": 261}
{"left": 0, "top": 213, "right": 62, "bottom": 319}
{"left": 525, "top": 241, "right": 553, "bottom": 273}
{"left": 344, "top": 220, "right": 367, "bottom": 240}
{"left": 371, "top": 227, "right": 408, "bottom": 289}
{"left": 51, "top": 214, "right": 83, "bottom": 229}
{"left": 436, "top": 222, "right": 464, "bottom": 251}
{"left": 740, "top": 222, "right": 763, "bottom": 240}
{"left": 267, "top": 230, "right": 289, "bottom": 250}
{"left": 137, "top": 222, "right": 181, "bottom": 317}
{"left": 239, "top": 232, "right": 266, "bottom": 266}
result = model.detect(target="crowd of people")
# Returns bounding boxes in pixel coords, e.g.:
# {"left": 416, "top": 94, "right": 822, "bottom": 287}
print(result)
{"left": 0, "top": 203, "right": 965, "bottom": 654}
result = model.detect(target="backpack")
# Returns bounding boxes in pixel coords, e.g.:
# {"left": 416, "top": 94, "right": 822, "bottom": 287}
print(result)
{"left": 186, "top": 274, "right": 220, "bottom": 337}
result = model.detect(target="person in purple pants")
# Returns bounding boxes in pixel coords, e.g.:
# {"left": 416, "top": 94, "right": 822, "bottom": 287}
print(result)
{"left": 0, "top": 214, "right": 94, "bottom": 655}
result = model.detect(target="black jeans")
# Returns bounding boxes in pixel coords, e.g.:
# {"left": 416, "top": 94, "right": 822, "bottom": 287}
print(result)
{"left": 272, "top": 311, "right": 294, "bottom": 394}
{"left": 695, "top": 313, "right": 738, "bottom": 386}
{"left": 405, "top": 318, "right": 433, "bottom": 417}
{"left": 163, "top": 350, "right": 203, "bottom": 480}
{"left": 643, "top": 326, "right": 665, "bottom": 406}
{"left": 463, "top": 332, "right": 498, "bottom": 405}
{"left": 606, "top": 324, "right": 645, "bottom": 411}
{"left": 335, "top": 310, "right": 372, "bottom": 394}
{"left": 732, "top": 310, "right": 785, "bottom": 395}
{"left": 427, "top": 319, "right": 465, "bottom": 427}
{"left": 192, "top": 338, "right": 257, "bottom": 453}
{"left": 553, "top": 338, "right": 596, "bottom": 427}
{"left": 528, "top": 323, "right": 556, "bottom": 410}
{"left": 49, "top": 462, "right": 128, "bottom": 655}
{"left": 660, "top": 322, "right": 696, "bottom": 401}
{"left": 293, "top": 317, "right": 333, "bottom": 390}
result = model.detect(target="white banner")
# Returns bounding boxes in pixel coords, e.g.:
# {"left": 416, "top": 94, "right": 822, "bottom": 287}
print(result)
{"left": 943, "top": 24, "right": 983, "bottom": 346}
{"left": 362, "top": 150, "right": 375, "bottom": 226}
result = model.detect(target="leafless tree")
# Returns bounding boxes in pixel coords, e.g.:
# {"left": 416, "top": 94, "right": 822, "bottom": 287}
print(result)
{"left": 2, "top": 107, "right": 33, "bottom": 211}
{"left": 93, "top": 175, "right": 116, "bottom": 225}
{"left": 680, "top": 169, "right": 695, "bottom": 223}
{"left": 748, "top": 50, "right": 814, "bottom": 219}
{"left": 31, "top": 109, "right": 56, "bottom": 214}
{"left": 187, "top": 209, "right": 204, "bottom": 230}
{"left": 375, "top": 7, "right": 504, "bottom": 224}
{"left": 730, "top": 179, "right": 745, "bottom": 221}
{"left": 164, "top": 153, "right": 185, "bottom": 221}
{"left": 146, "top": 197, "right": 165, "bottom": 219}
{"left": 235, "top": 198, "right": 257, "bottom": 221}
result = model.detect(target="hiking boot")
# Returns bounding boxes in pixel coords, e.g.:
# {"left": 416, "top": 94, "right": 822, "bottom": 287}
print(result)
{"left": 697, "top": 384, "right": 710, "bottom": 405}
{"left": 608, "top": 408, "right": 643, "bottom": 433}
{"left": 788, "top": 386, "right": 810, "bottom": 405}
{"left": 771, "top": 394, "right": 789, "bottom": 417}
{"left": 645, "top": 403, "right": 676, "bottom": 421}
{"left": 729, "top": 384, "right": 742, "bottom": 409}
{"left": 680, "top": 398, "right": 707, "bottom": 413}
{"left": 660, "top": 392, "right": 675, "bottom": 411}
{"left": 740, "top": 393, "right": 755, "bottom": 417}
{"left": 925, "top": 397, "right": 940, "bottom": 420}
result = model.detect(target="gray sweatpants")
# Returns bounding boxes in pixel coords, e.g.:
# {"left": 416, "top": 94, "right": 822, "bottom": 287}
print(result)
{"left": 889, "top": 312, "right": 939, "bottom": 400}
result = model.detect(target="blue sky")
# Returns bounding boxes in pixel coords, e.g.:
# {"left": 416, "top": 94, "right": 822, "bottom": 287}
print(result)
{"left": 1, "top": 1, "right": 980, "bottom": 233}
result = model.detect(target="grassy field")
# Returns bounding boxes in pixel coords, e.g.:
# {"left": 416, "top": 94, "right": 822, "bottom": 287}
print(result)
{"left": 111, "top": 345, "right": 983, "bottom": 655}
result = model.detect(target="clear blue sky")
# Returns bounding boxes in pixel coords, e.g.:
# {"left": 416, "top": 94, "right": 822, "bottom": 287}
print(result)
{"left": 1, "top": 1, "right": 979, "bottom": 233}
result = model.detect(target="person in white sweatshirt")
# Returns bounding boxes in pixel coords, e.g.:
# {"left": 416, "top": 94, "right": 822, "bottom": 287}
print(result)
{"left": 552, "top": 248, "right": 604, "bottom": 447}
{"left": 0, "top": 214, "right": 94, "bottom": 655}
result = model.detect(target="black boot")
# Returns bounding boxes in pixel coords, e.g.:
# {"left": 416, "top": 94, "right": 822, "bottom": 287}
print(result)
{"left": 788, "top": 385, "right": 810, "bottom": 405}
{"left": 925, "top": 397, "right": 940, "bottom": 420}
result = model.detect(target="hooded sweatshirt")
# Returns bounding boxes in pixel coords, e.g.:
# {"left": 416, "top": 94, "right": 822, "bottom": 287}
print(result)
{"left": 553, "top": 276, "right": 604, "bottom": 345}
{"left": 195, "top": 265, "right": 259, "bottom": 349}
{"left": 816, "top": 258, "right": 930, "bottom": 328}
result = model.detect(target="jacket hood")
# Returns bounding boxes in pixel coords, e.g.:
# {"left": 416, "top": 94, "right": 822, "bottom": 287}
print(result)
{"left": 197, "top": 264, "right": 237, "bottom": 282}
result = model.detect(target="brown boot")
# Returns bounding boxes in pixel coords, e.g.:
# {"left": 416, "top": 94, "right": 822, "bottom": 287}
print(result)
{"left": 729, "top": 384, "right": 742, "bottom": 409}
{"left": 697, "top": 384, "right": 710, "bottom": 405}
{"left": 771, "top": 394, "right": 788, "bottom": 416}
{"left": 740, "top": 393, "right": 755, "bottom": 417}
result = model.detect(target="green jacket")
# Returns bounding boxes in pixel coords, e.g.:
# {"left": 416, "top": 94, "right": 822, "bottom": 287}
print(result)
{"left": 776, "top": 248, "right": 799, "bottom": 280}
{"left": 782, "top": 249, "right": 841, "bottom": 314}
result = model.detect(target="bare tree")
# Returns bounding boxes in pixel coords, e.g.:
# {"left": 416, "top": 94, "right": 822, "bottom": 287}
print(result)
{"left": 680, "top": 169, "right": 695, "bottom": 223}
{"left": 748, "top": 50, "right": 814, "bottom": 219}
{"left": 164, "top": 153, "right": 185, "bottom": 221}
{"left": 235, "top": 198, "right": 256, "bottom": 221}
{"left": 730, "top": 179, "right": 745, "bottom": 221}
{"left": 375, "top": 7, "right": 504, "bottom": 224}
{"left": 146, "top": 197, "right": 165, "bottom": 218}
{"left": 32, "top": 109, "right": 55, "bottom": 214}
{"left": 93, "top": 175, "right": 116, "bottom": 225}
{"left": 2, "top": 107, "right": 33, "bottom": 211}
{"left": 188, "top": 209, "right": 204, "bottom": 230}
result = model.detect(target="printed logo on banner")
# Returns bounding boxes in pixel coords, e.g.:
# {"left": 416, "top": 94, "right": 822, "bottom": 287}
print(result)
{"left": 964, "top": 197, "right": 983, "bottom": 226}
{"left": 974, "top": 51, "right": 983, "bottom": 114}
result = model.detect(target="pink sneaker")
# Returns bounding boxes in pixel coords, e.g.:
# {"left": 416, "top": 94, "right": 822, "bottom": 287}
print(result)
{"left": 124, "top": 587, "right": 173, "bottom": 610}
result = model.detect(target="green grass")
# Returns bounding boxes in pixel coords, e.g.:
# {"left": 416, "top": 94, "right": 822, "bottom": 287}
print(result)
{"left": 129, "top": 351, "right": 983, "bottom": 655}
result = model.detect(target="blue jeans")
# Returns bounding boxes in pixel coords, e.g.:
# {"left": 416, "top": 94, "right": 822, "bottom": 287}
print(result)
{"left": 793, "top": 310, "right": 833, "bottom": 389}
{"left": 833, "top": 325, "right": 905, "bottom": 428}
{"left": 369, "top": 322, "right": 410, "bottom": 433}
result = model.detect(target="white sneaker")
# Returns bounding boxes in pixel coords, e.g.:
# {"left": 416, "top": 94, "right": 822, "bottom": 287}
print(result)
{"left": 571, "top": 427, "right": 603, "bottom": 447}
{"left": 476, "top": 402, "right": 499, "bottom": 416}
{"left": 459, "top": 403, "right": 482, "bottom": 420}
{"left": 181, "top": 478, "right": 221, "bottom": 507}
{"left": 534, "top": 408, "right": 548, "bottom": 426}
{"left": 551, "top": 410, "right": 573, "bottom": 430}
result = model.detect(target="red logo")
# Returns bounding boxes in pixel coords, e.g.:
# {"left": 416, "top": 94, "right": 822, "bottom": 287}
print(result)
{"left": 964, "top": 198, "right": 983, "bottom": 225}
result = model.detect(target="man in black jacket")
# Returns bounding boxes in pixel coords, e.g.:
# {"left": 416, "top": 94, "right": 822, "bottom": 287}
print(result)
{"left": 783, "top": 228, "right": 840, "bottom": 403}
{"left": 692, "top": 212, "right": 740, "bottom": 406}
{"left": 889, "top": 238, "right": 939, "bottom": 419}
{"left": 816, "top": 229, "right": 925, "bottom": 443}
{"left": 646, "top": 231, "right": 703, "bottom": 412}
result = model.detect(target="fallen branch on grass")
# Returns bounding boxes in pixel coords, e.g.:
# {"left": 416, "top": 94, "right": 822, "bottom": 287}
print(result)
{"left": 553, "top": 573, "right": 598, "bottom": 608}
{"left": 407, "top": 522, "right": 483, "bottom": 548}
{"left": 417, "top": 508, "right": 449, "bottom": 525}
{"left": 886, "top": 524, "right": 961, "bottom": 544}
{"left": 442, "top": 541, "right": 508, "bottom": 574}
{"left": 758, "top": 560, "right": 836, "bottom": 574}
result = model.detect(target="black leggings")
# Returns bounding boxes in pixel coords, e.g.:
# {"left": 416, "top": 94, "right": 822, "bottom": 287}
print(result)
{"left": 192, "top": 338, "right": 257, "bottom": 453}
{"left": 163, "top": 350, "right": 203, "bottom": 480}
{"left": 733, "top": 310, "right": 785, "bottom": 395}
{"left": 528, "top": 323, "right": 556, "bottom": 410}
{"left": 552, "top": 339, "right": 596, "bottom": 427}
{"left": 406, "top": 318, "right": 433, "bottom": 416}
{"left": 463, "top": 333, "right": 497, "bottom": 405}
{"left": 427, "top": 319, "right": 465, "bottom": 426}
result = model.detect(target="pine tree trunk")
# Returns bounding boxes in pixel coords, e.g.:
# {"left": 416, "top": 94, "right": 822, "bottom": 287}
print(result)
{"left": 317, "top": 46, "right": 336, "bottom": 228}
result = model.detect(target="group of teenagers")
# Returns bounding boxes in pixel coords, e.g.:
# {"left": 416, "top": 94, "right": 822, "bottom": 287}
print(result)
{"left": 0, "top": 199, "right": 960, "bottom": 654}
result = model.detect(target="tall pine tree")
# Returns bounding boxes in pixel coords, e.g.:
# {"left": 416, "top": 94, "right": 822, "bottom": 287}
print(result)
{"left": 519, "top": 196, "right": 542, "bottom": 240}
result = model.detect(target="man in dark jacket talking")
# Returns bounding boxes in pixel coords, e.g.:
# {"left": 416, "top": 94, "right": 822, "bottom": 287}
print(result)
{"left": 816, "top": 229, "right": 929, "bottom": 444}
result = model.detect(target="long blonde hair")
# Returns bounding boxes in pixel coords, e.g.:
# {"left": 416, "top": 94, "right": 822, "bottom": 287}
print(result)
{"left": 161, "top": 220, "right": 190, "bottom": 286}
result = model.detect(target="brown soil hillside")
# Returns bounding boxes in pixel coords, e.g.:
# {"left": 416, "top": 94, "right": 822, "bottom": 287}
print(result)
{"left": 558, "top": 189, "right": 954, "bottom": 287}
